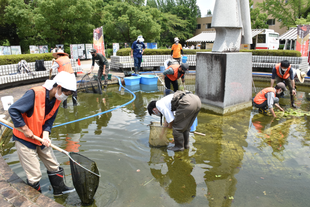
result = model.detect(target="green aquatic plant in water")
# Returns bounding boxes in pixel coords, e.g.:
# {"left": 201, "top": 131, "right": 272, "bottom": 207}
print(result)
{"left": 274, "top": 108, "right": 310, "bottom": 118}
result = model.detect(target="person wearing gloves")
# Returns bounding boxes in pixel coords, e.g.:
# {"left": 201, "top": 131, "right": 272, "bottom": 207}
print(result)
{"left": 270, "top": 60, "right": 297, "bottom": 108}
{"left": 131, "top": 35, "right": 146, "bottom": 74}
{"left": 252, "top": 82, "right": 286, "bottom": 117}
{"left": 163, "top": 63, "right": 189, "bottom": 92}
{"left": 171, "top": 37, "right": 184, "bottom": 64}
{"left": 88, "top": 48, "right": 110, "bottom": 91}
{"left": 8, "top": 71, "right": 76, "bottom": 195}
{"left": 147, "top": 91, "right": 201, "bottom": 151}
{"left": 50, "top": 51, "right": 77, "bottom": 108}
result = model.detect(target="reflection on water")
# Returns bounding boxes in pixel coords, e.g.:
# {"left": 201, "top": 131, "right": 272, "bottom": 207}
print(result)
{"left": 1, "top": 81, "right": 310, "bottom": 206}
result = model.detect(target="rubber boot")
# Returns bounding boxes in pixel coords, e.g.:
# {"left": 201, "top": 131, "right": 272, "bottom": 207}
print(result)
{"left": 291, "top": 95, "right": 296, "bottom": 108}
{"left": 168, "top": 137, "right": 184, "bottom": 151}
{"left": 72, "top": 96, "right": 77, "bottom": 106}
{"left": 27, "top": 179, "right": 41, "bottom": 193}
{"left": 134, "top": 67, "right": 138, "bottom": 74}
{"left": 63, "top": 99, "right": 67, "bottom": 109}
{"left": 184, "top": 131, "right": 190, "bottom": 149}
{"left": 47, "top": 167, "right": 75, "bottom": 196}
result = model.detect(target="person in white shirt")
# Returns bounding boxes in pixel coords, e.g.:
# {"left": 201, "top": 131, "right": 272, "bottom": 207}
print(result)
{"left": 147, "top": 91, "right": 201, "bottom": 151}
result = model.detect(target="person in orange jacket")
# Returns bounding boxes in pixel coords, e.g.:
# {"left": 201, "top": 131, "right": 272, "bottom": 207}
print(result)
{"left": 270, "top": 60, "right": 296, "bottom": 108}
{"left": 8, "top": 72, "right": 76, "bottom": 195}
{"left": 163, "top": 63, "right": 188, "bottom": 92}
{"left": 50, "top": 51, "right": 77, "bottom": 108}
{"left": 252, "top": 82, "right": 286, "bottom": 117}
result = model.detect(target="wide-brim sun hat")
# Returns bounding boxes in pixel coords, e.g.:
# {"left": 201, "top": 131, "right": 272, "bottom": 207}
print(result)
{"left": 296, "top": 69, "right": 306, "bottom": 83}
{"left": 52, "top": 52, "right": 69, "bottom": 58}
{"left": 137, "top": 35, "right": 144, "bottom": 42}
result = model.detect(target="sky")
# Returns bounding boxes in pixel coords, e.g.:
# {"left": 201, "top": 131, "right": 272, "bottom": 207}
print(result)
{"left": 196, "top": 0, "right": 215, "bottom": 17}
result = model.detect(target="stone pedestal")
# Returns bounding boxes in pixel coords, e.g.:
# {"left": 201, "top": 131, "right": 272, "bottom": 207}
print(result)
{"left": 195, "top": 52, "right": 252, "bottom": 115}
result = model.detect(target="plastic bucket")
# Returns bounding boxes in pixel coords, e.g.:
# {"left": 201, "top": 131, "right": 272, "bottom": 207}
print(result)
{"left": 1, "top": 96, "right": 14, "bottom": 111}
{"left": 182, "top": 56, "right": 188, "bottom": 63}
{"left": 149, "top": 122, "right": 169, "bottom": 147}
{"left": 190, "top": 117, "right": 198, "bottom": 132}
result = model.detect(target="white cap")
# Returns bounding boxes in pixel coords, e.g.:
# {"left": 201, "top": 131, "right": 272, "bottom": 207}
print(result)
{"left": 137, "top": 35, "right": 144, "bottom": 42}
{"left": 53, "top": 71, "right": 77, "bottom": 91}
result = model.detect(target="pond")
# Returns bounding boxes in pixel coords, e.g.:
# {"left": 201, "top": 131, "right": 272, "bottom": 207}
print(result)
{"left": 1, "top": 80, "right": 310, "bottom": 207}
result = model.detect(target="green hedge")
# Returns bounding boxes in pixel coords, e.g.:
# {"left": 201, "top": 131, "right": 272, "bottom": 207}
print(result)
{"left": 106, "top": 48, "right": 113, "bottom": 58}
{"left": 0, "top": 53, "right": 54, "bottom": 65}
{"left": 116, "top": 48, "right": 301, "bottom": 57}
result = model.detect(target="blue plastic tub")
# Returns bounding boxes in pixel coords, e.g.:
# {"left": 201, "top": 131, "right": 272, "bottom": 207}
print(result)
{"left": 140, "top": 75, "right": 158, "bottom": 85}
{"left": 160, "top": 66, "right": 165, "bottom": 72}
{"left": 182, "top": 56, "right": 188, "bottom": 63}
{"left": 190, "top": 117, "right": 198, "bottom": 132}
{"left": 141, "top": 84, "right": 159, "bottom": 92}
{"left": 124, "top": 76, "right": 141, "bottom": 85}
{"left": 124, "top": 84, "right": 141, "bottom": 92}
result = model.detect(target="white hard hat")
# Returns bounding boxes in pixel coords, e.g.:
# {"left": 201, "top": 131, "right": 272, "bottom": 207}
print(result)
{"left": 54, "top": 71, "right": 77, "bottom": 91}
{"left": 174, "top": 37, "right": 180, "bottom": 42}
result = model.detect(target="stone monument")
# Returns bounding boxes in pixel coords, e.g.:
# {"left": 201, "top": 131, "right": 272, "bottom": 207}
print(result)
{"left": 196, "top": 0, "right": 253, "bottom": 114}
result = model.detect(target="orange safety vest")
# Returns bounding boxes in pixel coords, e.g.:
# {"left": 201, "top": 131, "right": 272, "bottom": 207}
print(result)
{"left": 166, "top": 64, "right": 183, "bottom": 81}
{"left": 275, "top": 63, "right": 291, "bottom": 79}
{"left": 253, "top": 87, "right": 276, "bottom": 105}
{"left": 13, "top": 86, "right": 61, "bottom": 146}
{"left": 55, "top": 56, "right": 74, "bottom": 73}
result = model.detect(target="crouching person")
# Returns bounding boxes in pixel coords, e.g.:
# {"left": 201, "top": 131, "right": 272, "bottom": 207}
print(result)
{"left": 253, "top": 82, "right": 286, "bottom": 117}
{"left": 147, "top": 91, "right": 201, "bottom": 151}
{"left": 8, "top": 71, "right": 76, "bottom": 195}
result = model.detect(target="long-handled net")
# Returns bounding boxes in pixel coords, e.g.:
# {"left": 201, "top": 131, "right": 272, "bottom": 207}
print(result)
{"left": 69, "top": 152, "right": 100, "bottom": 205}
{"left": 77, "top": 73, "right": 102, "bottom": 94}
{"left": 0, "top": 118, "right": 100, "bottom": 205}
{"left": 154, "top": 73, "right": 174, "bottom": 96}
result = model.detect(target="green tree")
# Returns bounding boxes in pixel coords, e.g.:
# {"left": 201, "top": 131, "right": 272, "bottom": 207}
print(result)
{"left": 102, "top": 2, "right": 161, "bottom": 43}
{"left": 206, "top": 9, "right": 212, "bottom": 15}
{"left": 258, "top": 0, "right": 310, "bottom": 28}
{"left": 295, "top": 14, "right": 310, "bottom": 25}
{"left": 148, "top": 0, "right": 200, "bottom": 44}
{"left": 250, "top": 0, "right": 268, "bottom": 29}
{"left": 4, "top": 0, "right": 103, "bottom": 52}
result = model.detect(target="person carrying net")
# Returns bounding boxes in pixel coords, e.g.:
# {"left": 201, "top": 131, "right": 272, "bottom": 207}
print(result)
{"left": 88, "top": 48, "right": 110, "bottom": 90}
{"left": 8, "top": 71, "right": 76, "bottom": 195}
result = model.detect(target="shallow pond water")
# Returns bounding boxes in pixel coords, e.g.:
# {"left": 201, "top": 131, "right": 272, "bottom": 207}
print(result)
{"left": 1, "top": 80, "right": 310, "bottom": 207}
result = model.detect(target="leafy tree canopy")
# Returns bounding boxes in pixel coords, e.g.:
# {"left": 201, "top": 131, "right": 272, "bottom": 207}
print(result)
{"left": 258, "top": 0, "right": 310, "bottom": 28}
{"left": 250, "top": 0, "right": 268, "bottom": 29}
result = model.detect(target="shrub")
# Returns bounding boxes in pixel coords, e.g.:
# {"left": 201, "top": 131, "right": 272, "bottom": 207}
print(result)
{"left": 0, "top": 53, "right": 54, "bottom": 65}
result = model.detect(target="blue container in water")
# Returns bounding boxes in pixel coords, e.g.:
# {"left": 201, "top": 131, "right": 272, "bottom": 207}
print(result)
{"left": 160, "top": 66, "right": 165, "bottom": 72}
{"left": 124, "top": 76, "right": 141, "bottom": 85}
{"left": 140, "top": 75, "right": 158, "bottom": 85}
{"left": 182, "top": 56, "right": 188, "bottom": 63}
{"left": 190, "top": 117, "right": 198, "bottom": 132}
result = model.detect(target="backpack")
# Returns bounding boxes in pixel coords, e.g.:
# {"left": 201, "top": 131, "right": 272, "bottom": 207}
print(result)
{"left": 35, "top": 59, "right": 46, "bottom": 71}
{"left": 171, "top": 91, "right": 192, "bottom": 111}
{"left": 17, "top": 60, "right": 29, "bottom": 74}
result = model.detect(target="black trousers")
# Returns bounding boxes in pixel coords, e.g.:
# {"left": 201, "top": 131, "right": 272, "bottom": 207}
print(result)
{"left": 164, "top": 76, "right": 179, "bottom": 92}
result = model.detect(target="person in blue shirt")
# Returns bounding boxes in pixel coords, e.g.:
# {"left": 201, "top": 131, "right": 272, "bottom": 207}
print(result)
{"left": 131, "top": 35, "right": 146, "bottom": 74}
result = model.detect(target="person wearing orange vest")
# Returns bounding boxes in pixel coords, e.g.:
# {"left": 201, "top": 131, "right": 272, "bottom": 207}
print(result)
{"left": 8, "top": 72, "right": 76, "bottom": 195}
{"left": 270, "top": 60, "right": 296, "bottom": 108}
{"left": 252, "top": 82, "right": 286, "bottom": 117}
{"left": 50, "top": 51, "right": 77, "bottom": 108}
{"left": 163, "top": 63, "right": 189, "bottom": 92}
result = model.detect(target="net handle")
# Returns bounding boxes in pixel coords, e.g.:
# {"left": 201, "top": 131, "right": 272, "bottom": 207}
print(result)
{"left": 0, "top": 118, "right": 65, "bottom": 153}
{"left": 0, "top": 118, "right": 101, "bottom": 177}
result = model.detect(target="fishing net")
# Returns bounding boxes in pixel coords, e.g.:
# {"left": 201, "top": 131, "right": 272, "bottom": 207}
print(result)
{"left": 77, "top": 73, "right": 102, "bottom": 94}
{"left": 69, "top": 152, "right": 100, "bottom": 205}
